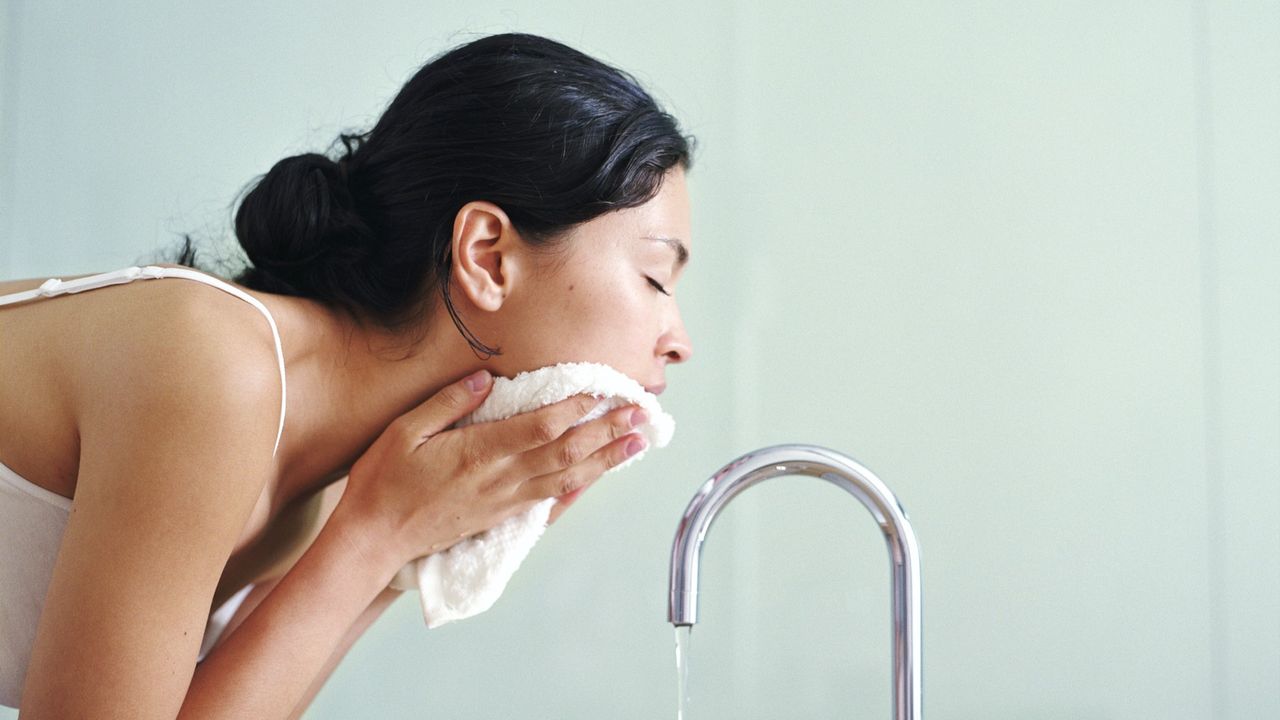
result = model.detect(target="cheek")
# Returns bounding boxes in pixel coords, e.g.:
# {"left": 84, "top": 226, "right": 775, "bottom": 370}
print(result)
{"left": 565, "top": 280, "right": 645, "bottom": 344}
{"left": 535, "top": 278, "right": 656, "bottom": 374}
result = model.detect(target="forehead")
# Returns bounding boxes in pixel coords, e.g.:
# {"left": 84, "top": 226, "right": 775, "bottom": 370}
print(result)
{"left": 640, "top": 167, "right": 691, "bottom": 245}
{"left": 575, "top": 168, "right": 692, "bottom": 251}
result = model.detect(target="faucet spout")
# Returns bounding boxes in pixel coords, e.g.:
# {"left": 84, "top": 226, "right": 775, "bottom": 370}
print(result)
{"left": 667, "top": 444, "right": 922, "bottom": 719}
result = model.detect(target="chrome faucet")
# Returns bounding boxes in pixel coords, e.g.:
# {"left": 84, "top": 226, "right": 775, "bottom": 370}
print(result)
{"left": 668, "top": 444, "right": 923, "bottom": 720}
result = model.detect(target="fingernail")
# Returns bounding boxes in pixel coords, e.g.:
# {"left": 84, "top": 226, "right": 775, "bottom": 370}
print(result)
{"left": 465, "top": 370, "right": 490, "bottom": 392}
{"left": 629, "top": 408, "right": 648, "bottom": 428}
{"left": 625, "top": 435, "right": 646, "bottom": 457}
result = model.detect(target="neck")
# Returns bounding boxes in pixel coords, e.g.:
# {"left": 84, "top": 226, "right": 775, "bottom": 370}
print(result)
{"left": 264, "top": 294, "right": 485, "bottom": 510}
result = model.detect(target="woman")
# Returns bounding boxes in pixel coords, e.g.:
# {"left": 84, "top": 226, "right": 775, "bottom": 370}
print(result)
{"left": 0, "top": 32, "right": 694, "bottom": 717}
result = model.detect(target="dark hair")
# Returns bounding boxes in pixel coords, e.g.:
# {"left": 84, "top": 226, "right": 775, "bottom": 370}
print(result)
{"left": 169, "top": 32, "right": 696, "bottom": 359}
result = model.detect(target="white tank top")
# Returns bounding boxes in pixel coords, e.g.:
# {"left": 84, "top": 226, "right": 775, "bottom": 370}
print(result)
{"left": 0, "top": 265, "right": 287, "bottom": 708}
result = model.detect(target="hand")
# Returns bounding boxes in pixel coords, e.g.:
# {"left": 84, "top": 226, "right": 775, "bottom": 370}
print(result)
{"left": 337, "top": 370, "right": 649, "bottom": 567}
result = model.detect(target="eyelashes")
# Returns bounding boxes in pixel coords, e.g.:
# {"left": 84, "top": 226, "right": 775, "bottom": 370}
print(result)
{"left": 646, "top": 276, "right": 672, "bottom": 296}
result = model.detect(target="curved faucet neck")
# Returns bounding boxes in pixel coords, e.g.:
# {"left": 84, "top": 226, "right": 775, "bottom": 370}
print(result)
{"left": 667, "top": 444, "right": 923, "bottom": 720}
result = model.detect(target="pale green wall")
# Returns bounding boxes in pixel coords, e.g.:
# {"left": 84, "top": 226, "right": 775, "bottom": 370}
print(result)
{"left": 1, "top": 2, "right": 1276, "bottom": 718}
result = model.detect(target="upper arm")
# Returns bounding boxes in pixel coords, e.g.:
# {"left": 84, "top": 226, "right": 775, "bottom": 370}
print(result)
{"left": 18, "top": 304, "right": 283, "bottom": 718}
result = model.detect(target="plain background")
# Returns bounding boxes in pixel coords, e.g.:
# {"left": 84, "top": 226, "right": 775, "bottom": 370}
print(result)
{"left": 2, "top": 2, "right": 1277, "bottom": 718}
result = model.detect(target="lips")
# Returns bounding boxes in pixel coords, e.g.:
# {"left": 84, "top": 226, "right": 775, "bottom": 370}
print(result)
{"left": 645, "top": 383, "right": 667, "bottom": 396}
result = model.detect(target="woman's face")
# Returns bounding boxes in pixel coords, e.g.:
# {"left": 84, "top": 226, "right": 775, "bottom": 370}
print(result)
{"left": 484, "top": 167, "right": 693, "bottom": 393}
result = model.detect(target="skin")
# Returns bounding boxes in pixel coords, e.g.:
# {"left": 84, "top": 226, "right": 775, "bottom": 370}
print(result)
{"left": 261, "top": 163, "right": 693, "bottom": 522}
{"left": 0, "top": 165, "right": 693, "bottom": 718}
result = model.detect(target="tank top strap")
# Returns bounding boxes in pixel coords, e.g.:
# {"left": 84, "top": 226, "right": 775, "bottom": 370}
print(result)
{"left": 0, "top": 265, "right": 287, "bottom": 457}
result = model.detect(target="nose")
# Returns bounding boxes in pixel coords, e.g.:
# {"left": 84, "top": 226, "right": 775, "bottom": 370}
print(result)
{"left": 658, "top": 306, "right": 693, "bottom": 364}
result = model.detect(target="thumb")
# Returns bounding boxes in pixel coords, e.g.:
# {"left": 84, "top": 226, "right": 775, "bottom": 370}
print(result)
{"left": 397, "top": 369, "right": 492, "bottom": 444}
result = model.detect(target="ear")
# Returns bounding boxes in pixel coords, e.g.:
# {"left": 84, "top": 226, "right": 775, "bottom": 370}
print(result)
{"left": 449, "top": 201, "right": 520, "bottom": 312}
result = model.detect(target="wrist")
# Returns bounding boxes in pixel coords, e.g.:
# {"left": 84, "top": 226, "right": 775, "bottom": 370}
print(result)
{"left": 325, "top": 501, "right": 413, "bottom": 587}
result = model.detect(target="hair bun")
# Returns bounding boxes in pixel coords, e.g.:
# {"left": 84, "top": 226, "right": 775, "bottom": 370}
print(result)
{"left": 234, "top": 152, "right": 377, "bottom": 303}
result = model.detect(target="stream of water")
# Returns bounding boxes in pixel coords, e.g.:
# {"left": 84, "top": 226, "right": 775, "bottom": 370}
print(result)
{"left": 675, "top": 625, "right": 692, "bottom": 719}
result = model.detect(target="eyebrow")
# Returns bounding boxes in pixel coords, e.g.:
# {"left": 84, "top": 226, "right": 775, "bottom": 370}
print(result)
{"left": 643, "top": 235, "right": 690, "bottom": 268}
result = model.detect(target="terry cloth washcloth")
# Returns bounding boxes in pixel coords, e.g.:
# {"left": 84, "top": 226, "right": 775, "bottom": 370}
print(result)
{"left": 388, "top": 362, "right": 675, "bottom": 628}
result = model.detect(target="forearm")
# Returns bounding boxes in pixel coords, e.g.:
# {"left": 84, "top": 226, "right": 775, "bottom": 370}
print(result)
{"left": 286, "top": 585, "right": 403, "bottom": 720}
{"left": 207, "top": 578, "right": 404, "bottom": 720}
{"left": 179, "top": 507, "right": 403, "bottom": 719}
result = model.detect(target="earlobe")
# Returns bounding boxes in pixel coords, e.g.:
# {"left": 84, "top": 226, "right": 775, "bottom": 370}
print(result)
{"left": 450, "top": 202, "right": 514, "bottom": 312}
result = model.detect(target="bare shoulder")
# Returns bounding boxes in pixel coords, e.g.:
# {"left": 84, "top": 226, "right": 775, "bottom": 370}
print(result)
{"left": 71, "top": 267, "right": 287, "bottom": 514}
{"left": 72, "top": 269, "right": 285, "bottom": 447}
{"left": 0, "top": 265, "right": 287, "bottom": 498}
{"left": 18, "top": 273, "right": 290, "bottom": 714}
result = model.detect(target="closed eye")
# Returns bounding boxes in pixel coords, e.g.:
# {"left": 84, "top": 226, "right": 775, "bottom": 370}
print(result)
{"left": 646, "top": 276, "right": 672, "bottom": 296}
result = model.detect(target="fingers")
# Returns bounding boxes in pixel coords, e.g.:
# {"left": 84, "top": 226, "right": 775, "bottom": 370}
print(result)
{"left": 465, "top": 393, "right": 603, "bottom": 458}
{"left": 547, "top": 487, "right": 585, "bottom": 525}
{"left": 391, "top": 370, "right": 493, "bottom": 446}
{"left": 520, "top": 429, "right": 647, "bottom": 503}
{"left": 545, "top": 471, "right": 603, "bottom": 524}
{"left": 515, "top": 403, "right": 647, "bottom": 479}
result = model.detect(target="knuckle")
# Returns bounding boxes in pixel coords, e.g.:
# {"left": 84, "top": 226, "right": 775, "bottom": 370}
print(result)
{"left": 388, "top": 418, "right": 418, "bottom": 446}
{"left": 449, "top": 381, "right": 476, "bottom": 403}
{"left": 531, "top": 418, "right": 560, "bottom": 445}
{"left": 610, "top": 410, "right": 633, "bottom": 439}
{"left": 478, "top": 476, "right": 505, "bottom": 496}
{"left": 558, "top": 438, "right": 585, "bottom": 467}
{"left": 556, "top": 468, "right": 587, "bottom": 497}
{"left": 434, "top": 386, "right": 462, "bottom": 409}
{"left": 457, "top": 439, "right": 486, "bottom": 472}
{"left": 557, "top": 477, "right": 577, "bottom": 497}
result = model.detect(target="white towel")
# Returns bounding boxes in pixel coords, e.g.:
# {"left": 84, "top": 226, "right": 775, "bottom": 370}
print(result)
{"left": 388, "top": 362, "right": 675, "bottom": 628}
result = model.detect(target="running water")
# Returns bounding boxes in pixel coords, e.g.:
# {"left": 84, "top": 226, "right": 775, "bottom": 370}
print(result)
{"left": 675, "top": 625, "right": 692, "bottom": 719}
